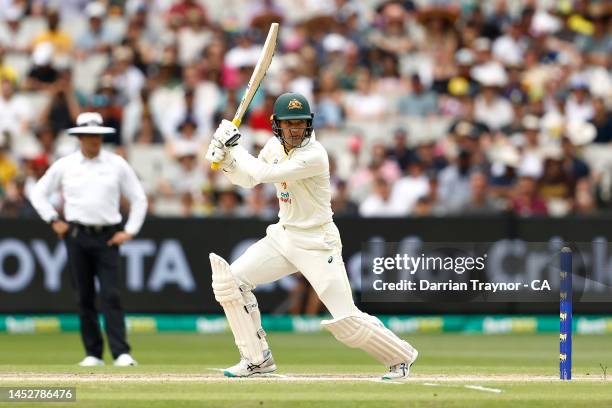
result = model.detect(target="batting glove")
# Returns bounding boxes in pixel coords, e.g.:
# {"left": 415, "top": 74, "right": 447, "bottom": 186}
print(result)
{"left": 205, "top": 138, "right": 227, "bottom": 164}
{"left": 213, "top": 119, "right": 241, "bottom": 147}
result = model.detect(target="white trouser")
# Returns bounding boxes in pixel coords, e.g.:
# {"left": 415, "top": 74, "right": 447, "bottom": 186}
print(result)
{"left": 231, "top": 222, "right": 359, "bottom": 319}
{"left": 226, "top": 222, "right": 417, "bottom": 368}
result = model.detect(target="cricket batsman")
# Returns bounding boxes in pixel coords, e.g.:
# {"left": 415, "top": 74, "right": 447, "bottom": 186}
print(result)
{"left": 205, "top": 93, "right": 418, "bottom": 379}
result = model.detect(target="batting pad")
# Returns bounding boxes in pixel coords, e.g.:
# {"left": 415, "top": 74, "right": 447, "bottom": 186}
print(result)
{"left": 210, "top": 253, "right": 267, "bottom": 364}
{"left": 321, "top": 313, "right": 417, "bottom": 367}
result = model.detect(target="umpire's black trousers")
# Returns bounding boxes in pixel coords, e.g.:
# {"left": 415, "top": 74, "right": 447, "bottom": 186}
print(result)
{"left": 64, "top": 223, "right": 130, "bottom": 359}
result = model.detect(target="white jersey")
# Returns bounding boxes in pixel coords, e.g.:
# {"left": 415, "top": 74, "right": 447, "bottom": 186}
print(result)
{"left": 30, "top": 150, "right": 148, "bottom": 235}
{"left": 224, "top": 132, "right": 334, "bottom": 229}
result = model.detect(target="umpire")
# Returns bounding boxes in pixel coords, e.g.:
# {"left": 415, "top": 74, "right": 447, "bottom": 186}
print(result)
{"left": 30, "top": 112, "right": 147, "bottom": 367}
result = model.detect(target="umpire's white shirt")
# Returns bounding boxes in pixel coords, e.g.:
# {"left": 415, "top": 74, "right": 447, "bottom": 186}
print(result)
{"left": 30, "top": 150, "right": 148, "bottom": 235}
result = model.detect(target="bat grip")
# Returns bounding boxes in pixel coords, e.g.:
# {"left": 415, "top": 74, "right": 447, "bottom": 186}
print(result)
{"left": 210, "top": 118, "right": 243, "bottom": 170}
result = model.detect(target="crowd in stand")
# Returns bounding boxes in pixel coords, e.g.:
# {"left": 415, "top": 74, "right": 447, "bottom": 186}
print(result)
{"left": 0, "top": 0, "right": 609, "bottom": 219}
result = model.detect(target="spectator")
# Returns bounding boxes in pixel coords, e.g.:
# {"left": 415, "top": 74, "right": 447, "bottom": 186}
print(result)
{"left": 449, "top": 97, "right": 490, "bottom": 135}
{"left": 313, "top": 69, "right": 343, "bottom": 129}
{"left": 443, "top": 48, "right": 478, "bottom": 105}
{"left": 182, "top": 63, "right": 221, "bottom": 135}
{"left": 492, "top": 18, "right": 526, "bottom": 67}
{"left": 372, "top": 51, "right": 407, "bottom": 96}
{"left": 38, "top": 68, "right": 81, "bottom": 137}
{"left": 415, "top": 5, "right": 459, "bottom": 58}
{"left": 517, "top": 115, "right": 544, "bottom": 179}
{"left": 200, "top": 37, "right": 226, "bottom": 83}
{"left": 414, "top": 141, "right": 447, "bottom": 176}
{"left": 0, "top": 46, "right": 17, "bottom": 83}
{"left": 561, "top": 136, "right": 590, "bottom": 181}
{"left": 331, "top": 180, "right": 358, "bottom": 216}
{"left": 244, "top": 184, "right": 275, "bottom": 218}
{"left": 149, "top": 49, "right": 184, "bottom": 133}
{"left": 359, "top": 177, "right": 402, "bottom": 217}
{"left": 109, "top": 46, "right": 146, "bottom": 103}
{"left": 565, "top": 79, "right": 594, "bottom": 123}
{"left": 386, "top": 128, "right": 416, "bottom": 171}
{"left": 158, "top": 142, "right": 205, "bottom": 214}
{"left": 451, "top": 121, "right": 483, "bottom": 164}
{"left": 225, "top": 29, "right": 263, "bottom": 70}
{"left": 462, "top": 171, "right": 502, "bottom": 215}
{"left": 574, "top": 4, "right": 610, "bottom": 55}
{"left": 213, "top": 188, "right": 245, "bottom": 217}
{"left": 344, "top": 68, "right": 388, "bottom": 121}
{"left": 511, "top": 176, "right": 548, "bottom": 216}
{"left": 335, "top": 41, "right": 361, "bottom": 91}
{"left": 397, "top": 74, "right": 438, "bottom": 116}
{"left": 348, "top": 142, "right": 401, "bottom": 203}
{"left": 248, "top": 93, "right": 275, "bottom": 132}
{"left": 281, "top": 52, "right": 314, "bottom": 102}
{"left": 436, "top": 150, "right": 474, "bottom": 214}
{"left": 123, "top": 7, "right": 158, "bottom": 70}
{"left": 177, "top": 8, "right": 212, "bottom": 66}
{"left": 33, "top": 125, "right": 60, "bottom": 165}
{"left": 390, "top": 160, "right": 430, "bottom": 215}
{"left": 133, "top": 111, "right": 163, "bottom": 145}
{"left": 489, "top": 145, "right": 519, "bottom": 200}
{"left": 0, "top": 6, "right": 35, "bottom": 53}
{"left": 503, "top": 61, "right": 528, "bottom": 109}
{"left": 472, "top": 63, "right": 514, "bottom": 131}
{"left": 538, "top": 154, "right": 573, "bottom": 216}
{"left": 31, "top": 8, "right": 73, "bottom": 57}
{"left": 421, "top": 13, "right": 459, "bottom": 93}
{"left": 164, "top": 87, "right": 205, "bottom": 139}
{"left": 0, "top": 174, "right": 36, "bottom": 217}
{"left": 76, "top": 2, "right": 121, "bottom": 56}
{"left": 167, "top": 0, "right": 208, "bottom": 29}
{"left": 22, "top": 153, "right": 49, "bottom": 199}
{"left": 0, "top": 78, "right": 31, "bottom": 141}
{"left": 24, "top": 42, "right": 59, "bottom": 91}
{"left": 590, "top": 98, "right": 612, "bottom": 143}
{"left": 248, "top": 0, "right": 285, "bottom": 29}
{"left": 369, "top": 2, "right": 412, "bottom": 57}
{"left": 87, "top": 75, "right": 123, "bottom": 145}
{"left": 574, "top": 178, "right": 596, "bottom": 214}
{"left": 167, "top": 117, "right": 204, "bottom": 157}
{"left": 0, "top": 132, "right": 17, "bottom": 190}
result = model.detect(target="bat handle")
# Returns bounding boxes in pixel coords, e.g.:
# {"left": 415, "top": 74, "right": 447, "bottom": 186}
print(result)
{"left": 210, "top": 118, "right": 242, "bottom": 170}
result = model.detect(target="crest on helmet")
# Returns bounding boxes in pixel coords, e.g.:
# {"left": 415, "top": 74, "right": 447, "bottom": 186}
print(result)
{"left": 287, "top": 99, "right": 303, "bottom": 110}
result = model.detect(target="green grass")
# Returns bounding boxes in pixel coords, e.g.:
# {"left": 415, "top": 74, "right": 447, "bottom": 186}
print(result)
{"left": 0, "top": 332, "right": 611, "bottom": 407}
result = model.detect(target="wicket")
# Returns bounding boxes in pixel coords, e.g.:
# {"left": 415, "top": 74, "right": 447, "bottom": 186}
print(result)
{"left": 560, "top": 247, "right": 572, "bottom": 381}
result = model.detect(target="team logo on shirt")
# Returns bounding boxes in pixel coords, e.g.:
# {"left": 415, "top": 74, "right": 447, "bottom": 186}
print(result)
{"left": 280, "top": 191, "right": 291, "bottom": 204}
{"left": 287, "top": 99, "right": 303, "bottom": 110}
{"left": 281, "top": 182, "right": 287, "bottom": 190}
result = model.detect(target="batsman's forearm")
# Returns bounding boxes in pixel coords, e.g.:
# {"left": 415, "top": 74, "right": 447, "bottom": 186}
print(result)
{"left": 222, "top": 154, "right": 259, "bottom": 188}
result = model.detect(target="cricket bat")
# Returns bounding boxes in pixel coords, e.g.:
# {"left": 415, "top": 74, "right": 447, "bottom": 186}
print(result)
{"left": 210, "top": 22, "right": 279, "bottom": 170}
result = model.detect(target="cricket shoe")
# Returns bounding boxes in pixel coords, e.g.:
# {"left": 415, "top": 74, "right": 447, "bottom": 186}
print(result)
{"left": 114, "top": 353, "right": 138, "bottom": 366}
{"left": 223, "top": 350, "right": 276, "bottom": 378}
{"left": 78, "top": 356, "right": 104, "bottom": 367}
{"left": 381, "top": 349, "right": 418, "bottom": 381}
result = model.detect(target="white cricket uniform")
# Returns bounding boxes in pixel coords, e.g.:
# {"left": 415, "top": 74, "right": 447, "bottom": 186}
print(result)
{"left": 30, "top": 150, "right": 148, "bottom": 235}
{"left": 223, "top": 132, "right": 359, "bottom": 318}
